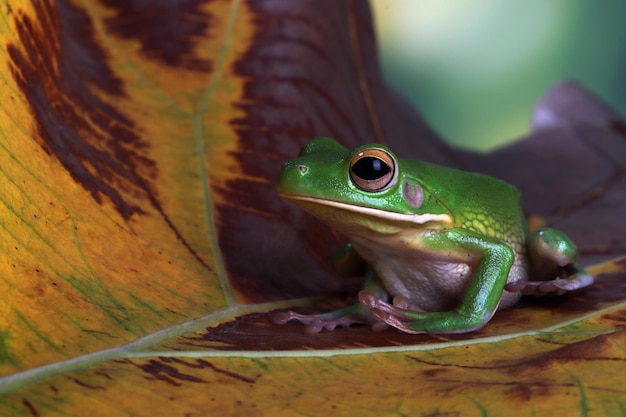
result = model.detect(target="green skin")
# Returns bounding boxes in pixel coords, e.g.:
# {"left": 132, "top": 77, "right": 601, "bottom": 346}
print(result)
{"left": 274, "top": 138, "right": 593, "bottom": 334}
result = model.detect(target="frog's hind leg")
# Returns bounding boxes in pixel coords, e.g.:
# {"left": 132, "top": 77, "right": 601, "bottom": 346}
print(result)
{"left": 505, "top": 263, "right": 593, "bottom": 296}
{"left": 505, "top": 228, "right": 594, "bottom": 296}
{"left": 270, "top": 267, "right": 390, "bottom": 333}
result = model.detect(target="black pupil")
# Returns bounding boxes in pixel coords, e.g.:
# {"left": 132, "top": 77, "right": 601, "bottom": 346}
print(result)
{"left": 352, "top": 157, "right": 390, "bottom": 180}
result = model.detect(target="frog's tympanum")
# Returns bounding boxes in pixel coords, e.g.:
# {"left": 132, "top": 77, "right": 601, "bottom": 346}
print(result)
{"left": 273, "top": 138, "right": 593, "bottom": 334}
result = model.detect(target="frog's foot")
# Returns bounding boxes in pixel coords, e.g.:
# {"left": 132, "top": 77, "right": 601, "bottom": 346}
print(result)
{"left": 270, "top": 304, "right": 388, "bottom": 333}
{"left": 519, "top": 228, "right": 595, "bottom": 297}
{"left": 505, "top": 268, "right": 594, "bottom": 297}
{"left": 358, "top": 290, "right": 429, "bottom": 334}
{"left": 359, "top": 290, "right": 492, "bottom": 334}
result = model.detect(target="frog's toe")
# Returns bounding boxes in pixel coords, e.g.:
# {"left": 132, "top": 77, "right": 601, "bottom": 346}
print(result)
{"left": 357, "top": 289, "right": 379, "bottom": 308}
{"left": 270, "top": 310, "right": 325, "bottom": 333}
{"left": 370, "top": 308, "right": 427, "bottom": 334}
{"left": 504, "top": 280, "right": 561, "bottom": 296}
{"left": 505, "top": 271, "right": 594, "bottom": 297}
{"left": 358, "top": 290, "right": 399, "bottom": 315}
{"left": 359, "top": 290, "right": 425, "bottom": 317}
{"left": 392, "top": 295, "right": 426, "bottom": 312}
{"left": 270, "top": 305, "right": 382, "bottom": 333}
{"left": 269, "top": 310, "right": 298, "bottom": 325}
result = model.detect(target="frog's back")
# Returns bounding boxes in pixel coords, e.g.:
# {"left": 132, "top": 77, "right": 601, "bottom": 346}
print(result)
{"left": 446, "top": 170, "right": 525, "bottom": 245}
{"left": 407, "top": 159, "right": 526, "bottom": 242}
{"left": 407, "top": 160, "right": 528, "bottom": 305}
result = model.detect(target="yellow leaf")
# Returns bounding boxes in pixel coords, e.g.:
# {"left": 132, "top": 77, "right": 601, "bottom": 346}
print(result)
{"left": 1, "top": 1, "right": 625, "bottom": 416}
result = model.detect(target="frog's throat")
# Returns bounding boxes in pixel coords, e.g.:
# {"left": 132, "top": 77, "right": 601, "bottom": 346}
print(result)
{"left": 285, "top": 195, "right": 453, "bottom": 226}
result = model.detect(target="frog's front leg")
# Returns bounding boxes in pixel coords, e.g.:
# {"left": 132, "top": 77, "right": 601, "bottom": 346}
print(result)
{"left": 361, "top": 229, "right": 515, "bottom": 334}
{"left": 271, "top": 265, "right": 389, "bottom": 333}
{"left": 504, "top": 228, "right": 593, "bottom": 296}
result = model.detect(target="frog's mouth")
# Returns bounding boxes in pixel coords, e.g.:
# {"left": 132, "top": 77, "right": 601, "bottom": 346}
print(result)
{"left": 283, "top": 195, "right": 452, "bottom": 227}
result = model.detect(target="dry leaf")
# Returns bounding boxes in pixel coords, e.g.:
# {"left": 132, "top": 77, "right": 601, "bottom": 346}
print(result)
{"left": 1, "top": 1, "right": 625, "bottom": 416}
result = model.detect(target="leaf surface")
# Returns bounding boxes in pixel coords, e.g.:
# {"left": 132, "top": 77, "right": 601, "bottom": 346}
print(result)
{"left": 1, "top": 1, "right": 625, "bottom": 416}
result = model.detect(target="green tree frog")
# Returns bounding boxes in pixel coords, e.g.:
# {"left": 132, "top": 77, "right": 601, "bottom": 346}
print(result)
{"left": 273, "top": 137, "right": 593, "bottom": 334}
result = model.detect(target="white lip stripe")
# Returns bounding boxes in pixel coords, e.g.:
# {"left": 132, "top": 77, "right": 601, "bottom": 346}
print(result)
{"left": 286, "top": 195, "right": 452, "bottom": 226}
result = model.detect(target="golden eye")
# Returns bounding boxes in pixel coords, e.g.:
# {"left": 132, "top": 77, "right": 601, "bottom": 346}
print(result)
{"left": 349, "top": 148, "right": 396, "bottom": 192}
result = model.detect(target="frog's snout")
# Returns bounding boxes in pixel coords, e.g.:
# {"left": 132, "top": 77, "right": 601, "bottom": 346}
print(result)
{"left": 280, "top": 160, "right": 311, "bottom": 177}
{"left": 277, "top": 159, "right": 311, "bottom": 194}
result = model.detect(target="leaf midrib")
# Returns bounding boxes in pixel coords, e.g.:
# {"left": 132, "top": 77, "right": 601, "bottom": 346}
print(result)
{"left": 0, "top": 298, "right": 622, "bottom": 395}
{"left": 192, "top": 0, "right": 243, "bottom": 305}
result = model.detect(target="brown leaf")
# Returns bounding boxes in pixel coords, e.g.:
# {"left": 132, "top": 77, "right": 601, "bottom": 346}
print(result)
{"left": 1, "top": 1, "right": 625, "bottom": 416}
{"left": 458, "top": 82, "right": 626, "bottom": 266}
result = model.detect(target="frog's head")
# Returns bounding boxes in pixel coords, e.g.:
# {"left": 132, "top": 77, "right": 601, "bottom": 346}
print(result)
{"left": 277, "top": 137, "right": 452, "bottom": 236}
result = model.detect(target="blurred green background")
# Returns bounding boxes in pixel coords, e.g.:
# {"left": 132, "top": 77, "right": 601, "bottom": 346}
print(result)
{"left": 371, "top": 0, "right": 626, "bottom": 150}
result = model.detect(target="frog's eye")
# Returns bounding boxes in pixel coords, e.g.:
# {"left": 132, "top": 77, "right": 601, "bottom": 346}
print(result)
{"left": 349, "top": 148, "right": 396, "bottom": 192}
